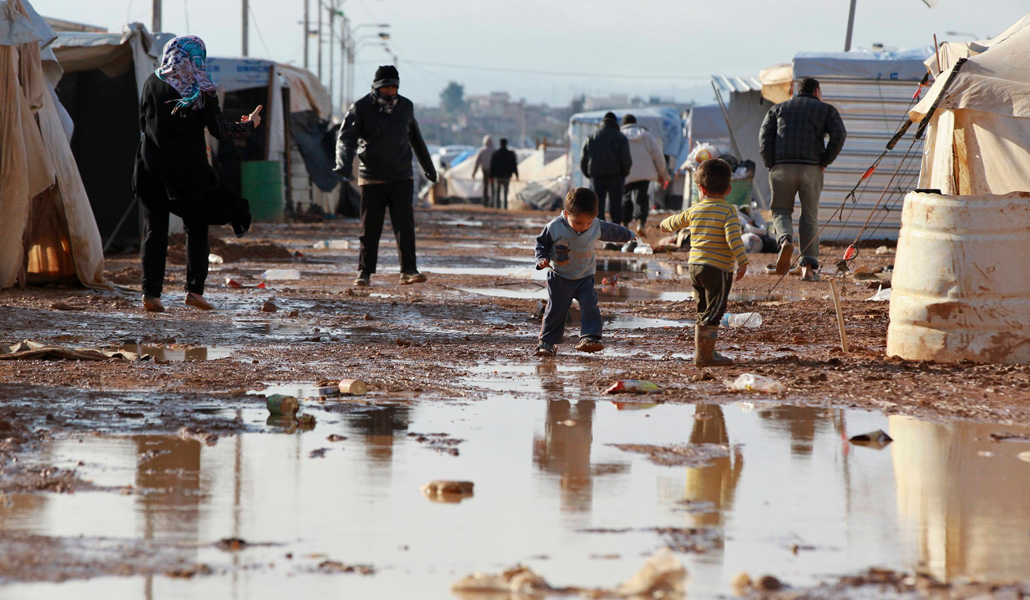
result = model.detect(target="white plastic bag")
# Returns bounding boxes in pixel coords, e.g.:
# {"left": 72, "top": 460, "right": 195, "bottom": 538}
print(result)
{"left": 866, "top": 286, "right": 892, "bottom": 302}
{"left": 725, "top": 373, "right": 785, "bottom": 393}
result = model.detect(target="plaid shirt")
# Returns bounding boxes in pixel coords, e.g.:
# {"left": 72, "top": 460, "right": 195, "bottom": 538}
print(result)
{"left": 759, "top": 94, "right": 847, "bottom": 169}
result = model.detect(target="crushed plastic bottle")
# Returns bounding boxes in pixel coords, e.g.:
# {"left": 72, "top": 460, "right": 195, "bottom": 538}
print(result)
{"left": 604, "top": 379, "right": 661, "bottom": 394}
{"left": 261, "top": 268, "right": 302, "bottom": 281}
{"left": 721, "top": 312, "right": 763, "bottom": 328}
{"left": 724, "top": 373, "right": 785, "bottom": 393}
{"left": 633, "top": 244, "right": 654, "bottom": 255}
{"left": 312, "top": 240, "right": 349, "bottom": 249}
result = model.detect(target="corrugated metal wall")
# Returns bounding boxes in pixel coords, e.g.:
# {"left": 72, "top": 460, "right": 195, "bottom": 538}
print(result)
{"left": 812, "top": 77, "right": 926, "bottom": 242}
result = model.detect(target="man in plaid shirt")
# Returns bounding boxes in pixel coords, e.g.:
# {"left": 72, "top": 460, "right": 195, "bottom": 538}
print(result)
{"left": 759, "top": 78, "right": 846, "bottom": 281}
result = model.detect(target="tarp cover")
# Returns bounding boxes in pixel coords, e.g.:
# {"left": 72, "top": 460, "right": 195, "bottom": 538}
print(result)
{"left": 207, "top": 57, "right": 285, "bottom": 162}
{"left": 794, "top": 47, "right": 934, "bottom": 81}
{"left": 1, "top": 0, "right": 106, "bottom": 289}
{"left": 51, "top": 23, "right": 159, "bottom": 98}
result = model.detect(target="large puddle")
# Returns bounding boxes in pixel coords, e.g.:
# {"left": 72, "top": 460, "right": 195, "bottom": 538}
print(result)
{"left": 4, "top": 368, "right": 1030, "bottom": 598}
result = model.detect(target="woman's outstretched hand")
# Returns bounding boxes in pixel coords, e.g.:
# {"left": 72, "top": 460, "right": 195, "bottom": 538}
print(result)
{"left": 241, "top": 105, "right": 263, "bottom": 128}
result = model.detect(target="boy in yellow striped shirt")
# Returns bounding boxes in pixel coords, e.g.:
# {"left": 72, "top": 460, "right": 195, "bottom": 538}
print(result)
{"left": 660, "top": 159, "right": 748, "bottom": 366}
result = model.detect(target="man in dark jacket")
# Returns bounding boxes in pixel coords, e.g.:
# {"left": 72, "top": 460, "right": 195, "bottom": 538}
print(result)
{"left": 580, "top": 112, "right": 631, "bottom": 223}
{"left": 759, "top": 78, "right": 846, "bottom": 281}
{"left": 488, "top": 138, "right": 519, "bottom": 210}
{"left": 334, "top": 65, "right": 437, "bottom": 287}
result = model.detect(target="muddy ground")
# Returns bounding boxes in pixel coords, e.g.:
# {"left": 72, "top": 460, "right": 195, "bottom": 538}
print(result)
{"left": 1, "top": 205, "right": 1029, "bottom": 598}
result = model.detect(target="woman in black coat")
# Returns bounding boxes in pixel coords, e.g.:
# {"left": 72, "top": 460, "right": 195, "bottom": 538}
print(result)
{"left": 134, "top": 35, "right": 261, "bottom": 312}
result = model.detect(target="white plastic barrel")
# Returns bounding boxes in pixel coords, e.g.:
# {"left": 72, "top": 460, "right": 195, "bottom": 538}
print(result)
{"left": 887, "top": 191, "right": 1030, "bottom": 363}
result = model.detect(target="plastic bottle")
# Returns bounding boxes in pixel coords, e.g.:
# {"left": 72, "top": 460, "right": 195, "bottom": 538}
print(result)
{"left": 261, "top": 268, "right": 302, "bottom": 280}
{"left": 721, "top": 312, "right": 763, "bottom": 328}
{"left": 724, "top": 374, "right": 784, "bottom": 393}
{"left": 633, "top": 244, "right": 654, "bottom": 255}
{"left": 604, "top": 380, "right": 660, "bottom": 394}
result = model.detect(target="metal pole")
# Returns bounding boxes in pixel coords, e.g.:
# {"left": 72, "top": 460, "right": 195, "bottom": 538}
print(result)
{"left": 242, "top": 0, "right": 249, "bottom": 56}
{"left": 316, "top": 0, "right": 322, "bottom": 79}
{"left": 844, "top": 0, "right": 857, "bottom": 52}
{"left": 339, "top": 17, "right": 347, "bottom": 115}
{"left": 328, "top": 1, "right": 335, "bottom": 109}
{"left": 303, "top": 0, "right": 309, "bottom": 70}
{"left": 152, "top": 0, "right": 161, "bottom": 32}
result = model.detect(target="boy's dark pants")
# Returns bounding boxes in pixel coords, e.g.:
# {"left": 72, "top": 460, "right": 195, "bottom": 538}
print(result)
{"left": 690, "top": 264, "right": 734, "bottom": 326}
{"left": 540, "top": 271, "right": 602, "bottom": 344}
{"left": 591, "top": 175, "right": 624, "bottom": 223}
{"left": 359, "top": 180, "right": 417, "bottom": 275}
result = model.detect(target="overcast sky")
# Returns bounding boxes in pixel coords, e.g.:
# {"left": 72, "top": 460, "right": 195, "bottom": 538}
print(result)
{"left": 32, "top": 0, "right": 1030, "bottom": 110}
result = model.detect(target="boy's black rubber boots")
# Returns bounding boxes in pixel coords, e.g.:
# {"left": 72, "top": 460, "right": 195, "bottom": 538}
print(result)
{"left": 695, "top": 325, "right": 734, "bottom": 367}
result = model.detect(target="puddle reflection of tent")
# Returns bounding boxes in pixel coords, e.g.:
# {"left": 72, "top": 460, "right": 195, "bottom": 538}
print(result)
{"left": 0, "top": 0, "right": 107, "bottom": 289}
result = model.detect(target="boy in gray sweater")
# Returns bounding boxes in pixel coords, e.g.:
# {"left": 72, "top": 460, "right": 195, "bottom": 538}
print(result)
{"left": 534, "top": 188, "right": 635, "bottom": 356}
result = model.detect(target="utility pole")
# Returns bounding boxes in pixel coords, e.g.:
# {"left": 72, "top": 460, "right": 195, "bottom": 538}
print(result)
{"left": 303, "top": 0, "right": 309, "bottom": 70}
{"left": 328, "top": 1, "right": 335, "bottom": 109}
{"left": 242, "top": 0, "right": 249, "bottom": 56}
{"left": 844, "top": 0, "right": 857, "bottom": 51}
{"left": 339, "top": 17, "right": 348, "bottom": 115}
{"left": 316, "top": 0, "right": 322, "bottom": 79}
{"left": 152, "top": 0, "right": 161, "bottom": 32}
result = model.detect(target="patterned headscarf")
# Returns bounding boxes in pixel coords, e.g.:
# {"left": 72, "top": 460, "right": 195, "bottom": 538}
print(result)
{"left": 155, "top": 36, "right": 218, "bottom": 114}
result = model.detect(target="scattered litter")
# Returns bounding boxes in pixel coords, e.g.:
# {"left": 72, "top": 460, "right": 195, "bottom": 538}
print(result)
{"left": 866, "top": 286, "right": 892, "bottom": 301}
{"left": 421, "top": 480, "right": 474, "bottom": 503}
{"left": 225, "top": 277, "right": 266, "bottom": 289}
{"left": 312, "top": 240, "right": 349, "bottom": 249}
{"left": 451, "top": 547, "right": 685, "bottom": 598}
{"left": 261, "top": 268, "right": 302, "bottom": 281}
{"left": 604, "top": 380, "right": 660, "bottom": 394}
{"left": 215, "top": 538, "right": 248, "bottom": 551}
{"left": 633, "top": 244, "right": 654, "bottom": 255}
{"left": 1017, "top": 451, "right": 1030, "bottom": 463}
{"left": 876, "top": 245, "right": 890, "bottom": 255}
{"left": 317, "top": 560, "right": 374, "bottom": 575}
{"left": 261, "top": 300, "right": 278, "bottom": 313}
{"left": 725, "top": 373, "right": 785, "bottom": 393}
{"left": 0, "top": 340, "right": 142, "bottom": 362}
{"left": 338, "top": 378, "right": 368, "bottom": 396}
{"left": 266, "top": 394, "right": 299, "bottom": 416}
{"left": 849, "top": 430, "right": 893, "bottom": 447}
{"left": 208, "top": 253, "right": 224, "bottom": 265}
{"left": 721, "top": 312, "right": 763, "bottom": 328}
{"left": 178, "top": 427, "right": 218, "bottom": 446}
{"left": 615, "top": 547, "right": 687, "bottom": 598}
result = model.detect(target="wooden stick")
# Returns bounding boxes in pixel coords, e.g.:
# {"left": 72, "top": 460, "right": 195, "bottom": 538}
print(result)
{"left": 829, "top": 279, "right": 849, "bottom": 353}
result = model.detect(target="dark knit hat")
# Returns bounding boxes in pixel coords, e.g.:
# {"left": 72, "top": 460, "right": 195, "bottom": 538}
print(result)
{"left": 373, "top": 65, "right": 400, "bottom": 89}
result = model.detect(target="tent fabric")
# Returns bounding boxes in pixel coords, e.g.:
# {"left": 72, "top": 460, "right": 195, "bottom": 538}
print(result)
{"left": 514, "top": 154, "right": 571, "bottom": 211}
{"left": 51, "top": 23, "right": 159, "bottom": 99}
{"left": 442, "top": 148, "right": 534, "bottom": 201}
{"left": 207, "top": 57, "right": 285, "bottom": 162}
{"left": 926, "top": 13, "right": 1030, "bottom": 74}
{"left": 290, "top": 110, "right": 339, "bottom": 192}
{"left": 279, "top": 63, "right": 331, "bottom": 119}
{"left": 0, "top": 0, "right": 106, "bottom": 289}
{"left": 911, "top": 14, "right": 1030, "bottom": 194}
{"left": 759, "top": 63, "right": 792, "bottom": 104}
{"left": 793, "top": 47, "right": 934, "bottom": 81}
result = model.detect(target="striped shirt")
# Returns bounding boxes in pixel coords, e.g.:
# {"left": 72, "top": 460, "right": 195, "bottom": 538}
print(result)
{"left": 660, "top": 197, "right": 749, "bottom": 272}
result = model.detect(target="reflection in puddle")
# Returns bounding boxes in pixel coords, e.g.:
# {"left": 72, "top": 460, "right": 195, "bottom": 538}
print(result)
{"left": 234, "top": 320, "right": 312, "bottom": 337}
{"left": 5, "top": 384, "right": 1030, "bottom": 598}
{"left": 605, "top": 315, "right": 692, "bottom": 329}
{"left": 118, "top": 344, "right": 235, "bottom": 361}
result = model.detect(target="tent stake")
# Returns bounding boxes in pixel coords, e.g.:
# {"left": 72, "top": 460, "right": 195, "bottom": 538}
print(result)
{"left": 829, "top": 278, "right": 849, "bottom": 353}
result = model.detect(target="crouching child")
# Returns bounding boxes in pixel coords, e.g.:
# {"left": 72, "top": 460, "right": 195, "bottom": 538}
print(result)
{"left": 535, "top": 187, "right": 634, "bottom": 356}
{"left": 659, "top": 159, "right": 748, "bottom": 366}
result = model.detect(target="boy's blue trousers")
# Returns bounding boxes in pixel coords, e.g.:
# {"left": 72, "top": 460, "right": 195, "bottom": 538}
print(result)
{"left": 539, "top": 271, "right": 602, "bottom": 345}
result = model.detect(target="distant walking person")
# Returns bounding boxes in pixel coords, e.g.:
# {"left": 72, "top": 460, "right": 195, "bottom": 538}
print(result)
{"left": 759, "top": 77, "right": 846, "bottom": 281}
{"left": 489, "top": 138, "right": 519, "bottom": 210}
{"left": 135, "top": 35, "right": 259, "bottom": 313}
{"left": 580, "top": 112, "right": 631, "bottom": 223}
{"left": 470, "top": 135, "right": 494, "bottom": 206}
{"left": 334, "top": 65, "right": 437, "bottom": 287}
{"left": 620, "top": 114, "right": 669, "bottom": 235}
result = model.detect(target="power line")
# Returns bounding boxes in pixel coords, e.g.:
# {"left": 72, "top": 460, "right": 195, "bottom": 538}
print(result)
{"left": 248, "top": 4, "right": 272, "bottom": 59}
{"left": 402, "top": 59, "right": 711, "bottom": 81}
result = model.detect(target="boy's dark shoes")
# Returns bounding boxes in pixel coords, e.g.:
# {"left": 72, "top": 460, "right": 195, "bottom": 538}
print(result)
{"left": 399, "top": 270, "right": 427, "bottom": 284}
{"left": 603, "top": 242, "right": 621, "bottom": 251}
{"left": 774, "top": 241, "right": 794, "bottom": 275}
{"left": 535, "top": 341, "right": 557, "bottom": 357}
{"left": 231, "top": 212, "right": 252, "bottom": 238}
{"left": 621, "top": 240, "right": 637, "bottom": 253}
{"left": 575, "top": 336, "right": 603, "bottom": 353}
{"left": 353, "top": 272, "right": 371, "bottom": 287}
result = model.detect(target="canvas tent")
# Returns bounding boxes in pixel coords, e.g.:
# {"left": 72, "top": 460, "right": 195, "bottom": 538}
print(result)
{"left": 1, "top": 0, "right": 106, "bottom": 289}
{"left": 50, "top": 23, "right": 160, "bottom": 248}
{"left": 911, "top": 13, "right": 1030, "bottom": 194}
{"left": 569, "top": 107, "right": 688, "bottom": 188}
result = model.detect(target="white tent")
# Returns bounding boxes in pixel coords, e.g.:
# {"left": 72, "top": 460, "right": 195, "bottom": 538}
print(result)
{"left": 441, "top": 147, "right": 534, "bottom": 203}
{"left": 1, "top": 0, "right": 106, "bottom": 288}
{"left": 911, "top": 13, "right": 1030, "bottom": 194}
